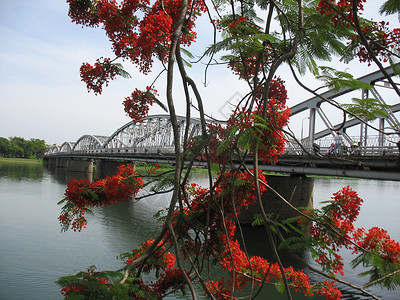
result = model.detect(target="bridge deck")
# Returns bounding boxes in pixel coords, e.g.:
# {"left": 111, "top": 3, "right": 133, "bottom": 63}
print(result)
{"left": 46, "top": 149, "right": 400, "bottom": 181}
{"left": 45, "top": 66, "right": 400, "bottom": 181}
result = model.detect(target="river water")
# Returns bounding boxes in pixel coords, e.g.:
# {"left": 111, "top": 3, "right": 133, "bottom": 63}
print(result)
{"left": 0, "top": 160, "right": 399, "bottom": 300}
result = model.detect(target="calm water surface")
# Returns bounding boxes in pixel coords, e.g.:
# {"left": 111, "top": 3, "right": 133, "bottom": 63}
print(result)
{"left": 0, "top": 161, "right": 399, "bottom": 299}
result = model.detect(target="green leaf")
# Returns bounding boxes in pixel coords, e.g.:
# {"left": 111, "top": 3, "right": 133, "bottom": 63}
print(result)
{"left": 252, "top": 213, "right": 264, "bottom": 226}
{"left": 236, "top": 130, "right": 255, "bottom": 150}
{"left": 149, "top": 173, "right": 175, "bottom": 193}
{"left": 275, "top": 280, "right": 285, "bottom": 294}
{"left": 380, "top": 0, "right": 400, "bottom": 16}
{"left": 278, "top": 236, "right": 304, "bottom": 250}
{"left": 342, "top": 97, "right": 390, "bottom": 121}
{"left": 153, "top": 97, "right": 168, "bottom": 112}
{"left": 270, "top": 224, "right": 278, "bottom": 234}
{"left": 180, "top": 47, "right": 195, "bottom": 59}
{"left": 57, "top": 197, "right": 67, "bottom": 205}
{"left": 210, "top": 161, "right": 221, "bottom": 174}
{"left": 113, "top": 63, "right": 132, "bottom": 79}
{"left": 253, "top": 114, "right": 270, "bottom": 128}
{"left": 216, "top": 126, "right": 238, "bottom": 156}
{"left": 180, "top": 47, "right": 195, "bottom": 67}
{"left": 316, "top": 66, "right": 373, "bottom": 92}
{"left": 389, "top": 58, "right": 400, "bottom": 75}
{"left": 182, "top": 58, "right": 192, "bottom": 68}
{"left": 216, "top": 138, "right": 232, "bottom": 156}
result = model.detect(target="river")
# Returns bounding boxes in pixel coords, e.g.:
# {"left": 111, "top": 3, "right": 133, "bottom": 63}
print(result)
{"left": 0, "top": 160, "right": 399, "bottom": 299}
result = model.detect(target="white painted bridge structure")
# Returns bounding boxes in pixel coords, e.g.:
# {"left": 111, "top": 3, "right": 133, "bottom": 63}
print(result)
{"left": 46, "top": 67, "right": 400, "bottom": 181}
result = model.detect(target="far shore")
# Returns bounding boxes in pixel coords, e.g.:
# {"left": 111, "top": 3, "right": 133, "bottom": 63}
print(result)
{"left": 0, "top": 157, "right": 43, "bottom": 164}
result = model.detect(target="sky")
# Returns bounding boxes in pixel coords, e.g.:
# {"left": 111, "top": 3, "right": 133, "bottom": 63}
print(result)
{"left": 0, "top": 0, "right": 398, "bottom": 145}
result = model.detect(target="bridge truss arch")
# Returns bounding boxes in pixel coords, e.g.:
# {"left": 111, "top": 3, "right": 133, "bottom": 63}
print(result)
{"left": 286, "top": 65, "right": 400, "bottom": 155}
{"left": 49, "top": 145, "right": 61, "bottom": 154}
{"left": 103, "top": 115, "right": 203, "bottom": 153}
{"left": 60, "top": 142, "right": 75, "bottom": 153}
{"left": 44, "top": 67, "right": 400, "bottom": 180}
{"left": 73, "top": 135, "right": 109, "bottom": 152}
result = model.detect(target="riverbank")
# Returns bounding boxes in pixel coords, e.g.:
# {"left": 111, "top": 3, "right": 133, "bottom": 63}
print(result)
{"left": 133, "top": 162, "right": 209, "bottom": 175}
{"left": 1, "top": 157, "right": 354, "bottom": 180}
{"left": 0, "top": 157, "right": 43, "bottom": 164}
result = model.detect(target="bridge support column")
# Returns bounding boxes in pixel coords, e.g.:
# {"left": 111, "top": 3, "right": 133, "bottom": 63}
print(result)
{"left": 67, "top": 159, "right": 94, "bottom": 173}
{"left": 360, "top": 89, "right": 369, "bottom": 152}
{"left": 238, "top": 174, "right": 314, "bottom": 225}
{"left": 47, "top": 158, "right": 57, "bottom": 166}
{"left": 378, "top": 118, "right": 385, "bottom": 147}
{"left": 94, "top": 160, "right": 128, "bottom": 180}
{"left": 309, "top": 107, "right": 316, "bottom": 148}
{"left": 56, "top": 158, "right": 68, "bottom": 168}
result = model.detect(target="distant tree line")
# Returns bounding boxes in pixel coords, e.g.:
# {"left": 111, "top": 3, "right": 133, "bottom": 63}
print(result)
{"left": 0, "top": 137, "right": 47, "bottom": 159}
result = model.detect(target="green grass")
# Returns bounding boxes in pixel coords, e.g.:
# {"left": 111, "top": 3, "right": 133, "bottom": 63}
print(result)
{"left": 0, "top": 157, "right": 43, "bottom": 164}
{"left": 134, "top": 163, "right": 209, "bottom": 175}
{"left": 133, "top": 164, "right": 354, "bottom": 180}
{"left": 308, "top": 175, "right": 358, "bottom": 180}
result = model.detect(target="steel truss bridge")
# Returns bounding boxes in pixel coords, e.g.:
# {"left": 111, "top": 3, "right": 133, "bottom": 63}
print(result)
{"left": 46, "top": 67, "right": 400, "bottom": 181}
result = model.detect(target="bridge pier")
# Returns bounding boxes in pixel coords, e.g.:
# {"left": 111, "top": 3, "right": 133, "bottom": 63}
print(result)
{"left": 94, "top": 160, "right": 129, "bottom": 180}
{"left": 56, "top": 158, "right": 68, "bottom": 168}
{"left": 67, "top": 159, "right": 94, "bottom": 173}
{"left": 238, "top": 174, "right": 314, "bottom": 225}
{"left": 47, "top": 158, "right": 57, "bottom": 167}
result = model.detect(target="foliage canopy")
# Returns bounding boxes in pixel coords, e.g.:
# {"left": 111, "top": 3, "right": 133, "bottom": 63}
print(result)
{"left": 57, "top": 0, "right": 400, "bottom": 299}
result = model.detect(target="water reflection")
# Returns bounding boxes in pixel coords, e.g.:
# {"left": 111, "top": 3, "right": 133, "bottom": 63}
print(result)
{"left": 4, "top": 162, "right": 397, "bottom": 299}
{"left": 0, "top": 160, "right": 44, "bottom": 180}
{"left": 91, "top": 199, "right": 166, "bottom": 254}
{"left": 44, "top": 166, "right": 314, "bottom": 299}
{"left": 46, "top": 165, "right": 93, "bottom": 184}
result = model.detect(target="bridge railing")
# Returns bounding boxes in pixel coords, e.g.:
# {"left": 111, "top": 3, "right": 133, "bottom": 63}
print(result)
{"left": 285, "top": 135, "right": 399, "bottom": 156}
{"left": 47, "top": 134, "right": 399, "bottom": 158}
{"left": 49, "top": 145, "right": 178, "bottom": 156}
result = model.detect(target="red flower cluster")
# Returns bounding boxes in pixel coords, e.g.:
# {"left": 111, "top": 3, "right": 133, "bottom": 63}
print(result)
{"left": 354, "top": 227, "right": 400, "bottom": 264}
{"left": 317, "top": 280, "right": 343, "bottom": 300}
{"left": 214, "top": 14, "right": 269, "bottom": 80}
{"left": 303, "top": 187, "right": 363, "bottom": 275}
{"left": 58, "top": 164, "right": 144, "bottom": 231}
{"left": 316, "top": 0, "right": 367, "bottom": 26}
{"left": 302, "top": 186, "right": 400, "bottom": 281}
{"left": 315, "top": 253, "right": 345, "bottom": 276}
{"left": 66, "top": 0, "right": 101, "bottom": 27}
{"left": 123, "top": 86, "right": 158, "bottom": 123}
{"left": 228, "top": 16, "right": 247, "bottom": 28}
{"left": 211, "top": 239, "right": 315, "bottom": 298}
{"left": 316, "top": 1, "right": 400, "bottom": 67}
{"left": 255, "top": 80, "right": 291, "bottom": 163}
{"left": 350, "top": 22, "right": 400, "bottom": 65}
{"left": 215, "top": 169, "right": 267, "bottom": 214}
{"left": 60, "top": 284, "right": 84, "bottom": 297}
{"left": 228, "top": 54, "right": 266, "bottom": 80}
{"left": 67, "top": 0, "right": 206, "bottom": 74}
{"left": 125, "top": 238, "right": 176, "bottom": 270}
{"left": 169, "top": 169, "right": 267, "bottom": 257}
{"left": 309, "top": 186, "right": 363, "bottom": 251}
{"left": 150, "top": 268, "right": 188, "bottom": 297}
{"left": 80, "top": 57, "right": 119, "bottom": 95}
{"left": 234, "top": 78, "right": 291, "bottom": 163}
{"left": 202, "top": 122, "right": 230, "bottom": 164}
{"left": 60, "top": 267, "right": 109, "bottom": 298}
{"left": 197, "top": 78, "right": 290, "bottom": 165}
{"left": 167, "top": 169, "right": 324, "bottom": 298}
{"left": 124, "top": 238, "right": 191, "bottom": 298}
